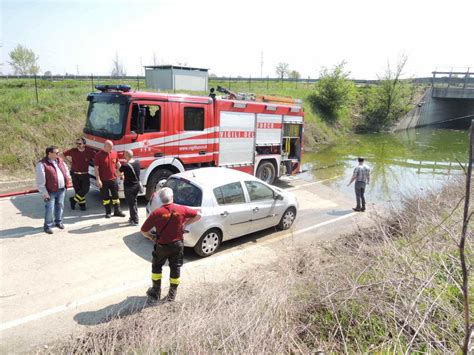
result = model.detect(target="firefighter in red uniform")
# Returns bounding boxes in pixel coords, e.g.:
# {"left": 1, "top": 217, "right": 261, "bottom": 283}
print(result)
{"left": 62, "top": 137, "right": 96, "bottom": 211}
{"left": 141, "top": 187, "right": 201, "bottom": 302}
{"left": 94, "top": 140, "right": 126, "bottom": 218}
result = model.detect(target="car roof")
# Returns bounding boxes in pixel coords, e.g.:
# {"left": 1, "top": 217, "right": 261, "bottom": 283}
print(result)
{"left": 171, "top": 167, "right": 258, "bottom": 189}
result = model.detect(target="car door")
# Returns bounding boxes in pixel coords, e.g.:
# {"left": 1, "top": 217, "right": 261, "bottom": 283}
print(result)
{"left": 244, "top": 180, "right": 280, "bottom": 231}
{"left": 212, "top": 181, "right": 253, "bottom": 239}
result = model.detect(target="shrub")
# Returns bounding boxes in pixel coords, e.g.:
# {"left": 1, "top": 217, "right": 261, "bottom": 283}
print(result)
{"left": 307, "top": 61, "right": 355, "bottom": 124}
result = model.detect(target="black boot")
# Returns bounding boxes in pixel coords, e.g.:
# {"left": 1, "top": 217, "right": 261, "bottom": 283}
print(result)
{"left": 113, "top": 205, "right": 126, "bottom": 217}
{"left": 105, "top": 205, "right": 112, "bottom": 218}
{"left": 69, "top": 197, "right": 76, "bottom": 210}
{"left": 146, "top": 280, "right": 161, "bottom": 302}
{"left": 165, "top": 284, "right": 178, "bottom": 302}
{"left": 79, "top": 203, "right": 86, "bottom": 211}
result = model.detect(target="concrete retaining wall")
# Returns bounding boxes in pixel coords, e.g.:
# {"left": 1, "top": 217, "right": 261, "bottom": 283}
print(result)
{"left": 394, "top": 88, "right": 474, "bottom": 130}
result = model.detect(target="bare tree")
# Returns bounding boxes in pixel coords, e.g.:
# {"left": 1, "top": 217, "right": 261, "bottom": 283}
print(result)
{"left": 111, "top": 53, "right": 126, "bottom": 77}
{"left": 460, "top": 121, "right": 473, "bottom": 354}
{"left": 275, "top": 62, "right": 289, "bottom": 80}
{"left": 0, "top": 43, "right": 3, "bottom": 74}
{"left": 8, "top": 44, "right": 40, "bottom": 75}
{"left": 380, "top": 54, "right": 408, "bottom": 121}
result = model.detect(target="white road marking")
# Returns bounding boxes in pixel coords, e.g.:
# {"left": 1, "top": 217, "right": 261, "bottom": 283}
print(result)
{"left": 258, "top": 212, "right": 356, "bottom": 246}
{"left": 284, "top": 175, "right": 342, "bottom": 191}
{"left": 0, "top": 211, "right": 356, "bottom": 332}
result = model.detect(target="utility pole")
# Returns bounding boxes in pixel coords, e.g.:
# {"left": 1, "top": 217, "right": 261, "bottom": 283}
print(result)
{"left": 260, "top": 52, "right": 264, "bottom": 79}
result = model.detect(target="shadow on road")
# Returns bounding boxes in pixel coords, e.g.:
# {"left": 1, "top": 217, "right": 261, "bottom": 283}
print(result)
{"left": 74, "top": 296, "right": 151, "bottom": 325}
{"left": 0, "top": 226, "right": 45, "bottom": 239}
{"left": 122, "top": 226, "right": 279, "bottom": 265}
{"left": 122, "top": 232, "right": 200, "bottom": 264}
{"left": 68, "top": 220, "right": 130, "bottom": 234}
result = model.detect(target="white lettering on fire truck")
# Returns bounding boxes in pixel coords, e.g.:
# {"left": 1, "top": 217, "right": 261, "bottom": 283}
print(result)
{"left": 219, "top": 131, "right": 255, "bottom": 138}
{"left": 257, "top": 122, "right": 282, "bottom": 129}
{"left": 178, "top": 145, "right": 207, "bottom": 151}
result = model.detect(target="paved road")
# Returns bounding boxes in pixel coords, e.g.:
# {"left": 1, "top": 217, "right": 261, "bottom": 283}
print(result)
{"left": 0, "top": 176, "right": 373, "bottom": 353}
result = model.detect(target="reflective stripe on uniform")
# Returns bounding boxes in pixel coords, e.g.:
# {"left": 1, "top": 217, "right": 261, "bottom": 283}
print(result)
{"left": 151, "top": 273, "right": 162, "bottom": 281}
{"left": 74, "top": 194, "right": 85, "bottom": 203}
{"left": 103, "top": 199, "right": 111, "bottom": 205}
{"left": 170, "top": 277, "right": 180, "bottom": 285}
{"left": 112, "top": 199, "right": 120, "bottom": 205}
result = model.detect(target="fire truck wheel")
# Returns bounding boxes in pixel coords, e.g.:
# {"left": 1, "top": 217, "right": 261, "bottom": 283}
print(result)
{"left": 194, "top": 228, "right": 222, "bottom": 257}
{"left": 146, "top": 168, "right": 173, "bottom": 200}
{"left": 256, "top": 161, "right": 276, "bottom": 185}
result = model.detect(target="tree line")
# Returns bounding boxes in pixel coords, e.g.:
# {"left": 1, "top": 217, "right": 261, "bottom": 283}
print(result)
{"left": 4, "top": 44, "right": 416, "bottom": 131}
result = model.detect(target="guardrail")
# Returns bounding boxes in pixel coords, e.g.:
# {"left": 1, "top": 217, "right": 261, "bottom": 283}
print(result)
{"left": 431, "top": 67, "right": 474, "bottom": 98}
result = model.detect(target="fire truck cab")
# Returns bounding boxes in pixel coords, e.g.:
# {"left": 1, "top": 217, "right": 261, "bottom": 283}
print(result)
{"left": 83, "top": 85, "right": 304, "bottom": 199}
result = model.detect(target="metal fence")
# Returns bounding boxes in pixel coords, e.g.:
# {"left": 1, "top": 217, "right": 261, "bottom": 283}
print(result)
{"left": 0, "top": 74, "right": 436, "bottom": 85}
{"left": 0, "top": 73, "right": 438, "bottom": 104}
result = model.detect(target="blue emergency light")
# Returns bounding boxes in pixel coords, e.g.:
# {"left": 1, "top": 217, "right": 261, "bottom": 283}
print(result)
{"left": 95, "top": 85, "right": 131, "bottom": 93}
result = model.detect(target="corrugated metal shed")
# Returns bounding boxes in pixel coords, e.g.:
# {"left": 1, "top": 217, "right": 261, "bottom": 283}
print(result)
{"left": 144, "top": 65, "right": 209, "bottom": 92}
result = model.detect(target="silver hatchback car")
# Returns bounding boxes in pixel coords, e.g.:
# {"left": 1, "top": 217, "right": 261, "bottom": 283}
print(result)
{"left": 146, "top": 167, "right": 299, "bottom": 257}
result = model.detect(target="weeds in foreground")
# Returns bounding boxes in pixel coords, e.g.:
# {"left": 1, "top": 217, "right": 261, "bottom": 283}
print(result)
{"left": 47, "top": 183, "right": 471, "bottom": 354}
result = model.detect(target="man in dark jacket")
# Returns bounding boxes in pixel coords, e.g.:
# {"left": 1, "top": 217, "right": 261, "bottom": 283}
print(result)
{"left": 35, "top": 146, "right": 71, "bottom": 234}
{"left": 141, "top": 187, "right": 201, "bottom": 302}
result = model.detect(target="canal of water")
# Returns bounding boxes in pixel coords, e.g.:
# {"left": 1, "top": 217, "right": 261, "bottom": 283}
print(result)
{"left": 303, "top": 127, "right": 470, "bottom": 207}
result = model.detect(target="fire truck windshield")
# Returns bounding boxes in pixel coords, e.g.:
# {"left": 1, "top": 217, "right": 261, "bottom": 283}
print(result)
{"left": 84, "top": 95, "right": 128, "bottom": 139}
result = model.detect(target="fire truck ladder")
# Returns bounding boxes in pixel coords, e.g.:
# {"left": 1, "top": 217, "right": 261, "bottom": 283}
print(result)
{"left": 215, "top": 86, "right": 302, "bottom": 105}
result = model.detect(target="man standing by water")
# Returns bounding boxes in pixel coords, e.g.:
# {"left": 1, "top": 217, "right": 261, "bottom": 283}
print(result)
{"left": 347, "top": 157, "right": 370, "bottom": 212}
{"left": 94, "top": 140, "right": 126, "bottom": 219}
{"left": 36, "top": 146, "right": 71, "bottom": 234}
{"left": 62, "top": 137, "right": 95, "bottom": 211}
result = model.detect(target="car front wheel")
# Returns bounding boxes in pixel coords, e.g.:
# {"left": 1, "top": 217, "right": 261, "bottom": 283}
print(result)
{"left": 194, "top": 229, "right": 222, "bottom": 257}
{"left": 278, "top": 207, "right": 296, "bottom": 230}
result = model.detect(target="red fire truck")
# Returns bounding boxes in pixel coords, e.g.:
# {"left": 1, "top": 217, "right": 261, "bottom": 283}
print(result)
{"left": 83, "top": 85, "right": 304, "bottom": 198}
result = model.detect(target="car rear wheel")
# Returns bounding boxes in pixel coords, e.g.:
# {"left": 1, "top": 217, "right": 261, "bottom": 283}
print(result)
{"left": 256, "top": 161, "right": 276, "bottom": 184}
{"left": 194, "top": 229, "right": 222, "bottom": 257}
{"left": 278, "top": 207, "right": 296, "bottom": 230}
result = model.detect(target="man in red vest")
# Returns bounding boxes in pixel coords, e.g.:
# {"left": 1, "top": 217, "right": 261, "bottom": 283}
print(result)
{"left": 94, "top": 140, "right": 126, "bottom": 218}
{"left": 35, "top": 146, "right": 71, "bottom": 234}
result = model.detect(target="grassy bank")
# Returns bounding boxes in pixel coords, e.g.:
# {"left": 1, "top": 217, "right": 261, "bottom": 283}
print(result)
{"left": 47, "top": 180, "right": 471, "bottom": 353}
{"left": 0, "top": 78, "right": 347, "bottom": 180}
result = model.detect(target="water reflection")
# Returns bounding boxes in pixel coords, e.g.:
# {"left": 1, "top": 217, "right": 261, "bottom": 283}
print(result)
{"left": 304, "top": 128, "right": 469, "bottom": 204}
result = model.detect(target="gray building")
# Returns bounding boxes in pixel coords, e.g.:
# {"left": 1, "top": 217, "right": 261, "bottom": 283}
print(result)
{"left": 144, "top": 65, "right": 209, "bottom": 92}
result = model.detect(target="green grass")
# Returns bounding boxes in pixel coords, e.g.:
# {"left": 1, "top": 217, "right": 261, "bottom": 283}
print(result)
{"left": 0, "top": 78, "right": 348, "bottom": 177}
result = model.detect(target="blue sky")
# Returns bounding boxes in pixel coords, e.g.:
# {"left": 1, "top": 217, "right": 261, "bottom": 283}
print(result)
{"left": 1, "top": 0, "right": 473, "bottom": 78}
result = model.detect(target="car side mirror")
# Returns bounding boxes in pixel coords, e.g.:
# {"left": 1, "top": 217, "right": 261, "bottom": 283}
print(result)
{"left": 274, "top": 192, "right": 284, "bottom": 201}
{"left": 137, "top": 107, "right": 145, "bottom": 134}
{"left": 158, "top": 179, "right": 167, "bottom": 188}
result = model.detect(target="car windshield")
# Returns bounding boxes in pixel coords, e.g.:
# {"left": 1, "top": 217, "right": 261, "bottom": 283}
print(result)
{"left": 84, "top": 95, "right": 128, "bottom": 139}
{"left": 166, "top": 177, "right": 202, "bottom": 207}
